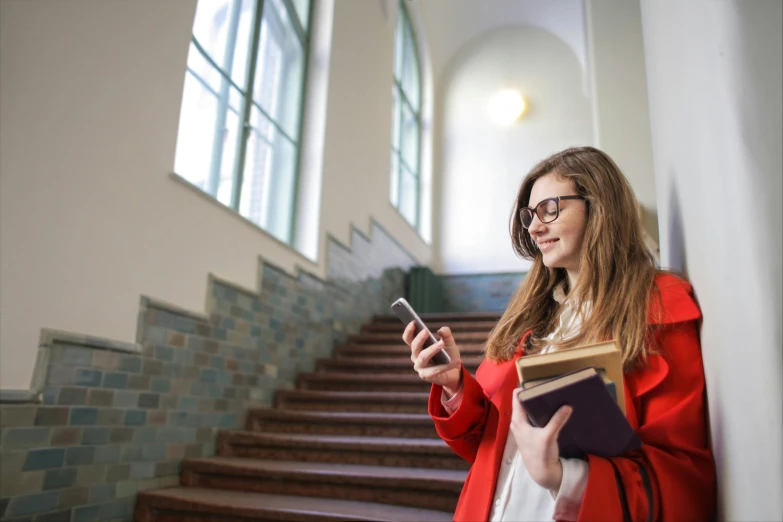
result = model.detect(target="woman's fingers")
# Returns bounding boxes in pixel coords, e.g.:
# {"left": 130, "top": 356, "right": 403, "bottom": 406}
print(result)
{"left": 511, "top": 388, "right": 532, "bottom": 429}
{"left": 544, "top": 405, "right": 573, "bottom": 438}
{"left": 402, "top": 321, "right": 416, "bottom": 345}
{"left": 413, "top": 341, "right": 445, "bottom": 370}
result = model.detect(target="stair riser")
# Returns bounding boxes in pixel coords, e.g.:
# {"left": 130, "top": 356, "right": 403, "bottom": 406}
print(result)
{"left": 247, "top": 419, "right": 438, "bottom": 438}
{"left": 220, "top": 445, "right": 469, "bottom": 470}
{"left": 181, "top": 471, "right": 460, "bottom": 512}
{"left": 135, "top": 504, "right": 350, "bottom": 522}
{"left": 334, "top": 346, "right": 485, "bottom": 357}
{"left": 274, "top": 399, "right": 428, "bottom": 413}
{"left": 362, "top": 324, "right": 495, "bottom": 334}
{"left": 298, "top": 381, "right": 431, "bottom": 393}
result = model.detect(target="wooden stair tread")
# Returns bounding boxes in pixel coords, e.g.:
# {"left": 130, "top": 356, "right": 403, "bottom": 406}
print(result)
{"left": 184, "top": 457, "right": 467, "bottom": 484}
{"left": 223, "top": 431, "right": 451, "bottom": 452}
{"left": 138, "top": 487, "right": 453, "bottom": 521}
{"left": 275, "top": 390, "right": 430, "bottom": 402}
{"left": 299, "top": 372, "right": 425, "bottom": 382}
{"left": 319, "top": 356, "right": 483, "bottom": 367}
{"left": 248, "top": 409, "right": 433, "bottom": 424}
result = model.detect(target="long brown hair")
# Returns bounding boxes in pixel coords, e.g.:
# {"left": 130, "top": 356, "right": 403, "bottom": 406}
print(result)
{"left": 485, "top": 146, "right": 661, "bottom": 369}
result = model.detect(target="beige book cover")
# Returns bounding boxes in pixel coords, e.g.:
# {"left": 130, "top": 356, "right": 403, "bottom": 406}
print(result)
{"left": 515, "top": 340, "right": 626, "bottom": 415}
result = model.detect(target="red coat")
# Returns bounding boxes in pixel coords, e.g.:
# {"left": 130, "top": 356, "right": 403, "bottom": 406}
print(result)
{"left": 429, "top": 274, "right": 717, "bottom": 521}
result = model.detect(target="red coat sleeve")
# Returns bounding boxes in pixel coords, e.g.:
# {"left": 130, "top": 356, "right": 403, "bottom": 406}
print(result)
{"left": 428, "top": 365, "right": 493, "bottom": 464}
{"left": 577, "top": 318, "right": 717, "bottom": 521}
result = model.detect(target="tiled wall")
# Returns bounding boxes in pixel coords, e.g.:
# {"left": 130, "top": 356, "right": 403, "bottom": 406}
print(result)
{"left": 440, "top": 272, "right": 527, "bottom": 313}
{"left": 0, "top": 222, "right": 412, "bottom": 522}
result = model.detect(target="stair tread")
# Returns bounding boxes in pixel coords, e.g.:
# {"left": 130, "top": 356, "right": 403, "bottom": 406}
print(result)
{"left": 374, "top": 312, "right": 502, "bottom": 323}
{"left": 275, "top": 389, "right": 430, "bottom": 402}
{"left": 321, "top": 356, "right": 483, "bottom": 366}
{"left": 223, "top": 430, "right": 450, "bottom": 451}
{"left": 184, "top": 456, "right": 467, "bottom": 483}
{"left": 299, "top": 372, "right": 424, "bottom": 382}
{"left": 249, "top": 409, "right": 433, "bottom": 424}
{"left": 138, "top": 487, "right": 453, "bottom": 521}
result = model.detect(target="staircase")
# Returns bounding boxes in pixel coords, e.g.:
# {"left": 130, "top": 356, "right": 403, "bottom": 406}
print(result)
{"left": 135, "top": 312, "right": 500, "bottom": 521}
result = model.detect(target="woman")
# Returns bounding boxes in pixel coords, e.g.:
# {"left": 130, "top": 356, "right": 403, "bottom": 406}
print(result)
{"left": 403, "top": 147, "right": 716, "bottom": 521}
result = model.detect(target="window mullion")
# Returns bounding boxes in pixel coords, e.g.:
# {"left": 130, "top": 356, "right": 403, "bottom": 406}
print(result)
{"left": 280, "top": 0, "right": 307, "bottom": 47}
{"left": 208, "top": 0, "right": 243, "bottom": 198}
{"left": 232, "top": 0, "right": 266, "bottom": 211}
{"left": 396, "top": 86, "right": 404, "bottom": 211}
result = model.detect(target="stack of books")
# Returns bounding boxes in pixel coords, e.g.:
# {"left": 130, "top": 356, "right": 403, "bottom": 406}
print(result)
{"left": 515, "top": 341, "right": 641, "bottom": 459}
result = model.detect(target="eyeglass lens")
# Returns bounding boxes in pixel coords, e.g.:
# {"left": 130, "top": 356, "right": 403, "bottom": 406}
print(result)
{"left": 520, "top": 199, "right": 559, "bottom": 228}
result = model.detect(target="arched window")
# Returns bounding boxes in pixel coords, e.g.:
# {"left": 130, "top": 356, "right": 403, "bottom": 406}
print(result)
{"left": 390, "top": 0, "right": 422, "bottom": 228}
{"left": 174, "top": 0, "right": 311, "bottom": 244}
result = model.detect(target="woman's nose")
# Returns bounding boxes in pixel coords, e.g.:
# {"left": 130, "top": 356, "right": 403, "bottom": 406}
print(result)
{"left": 528, "top": 213, "right": 545, "bottom": 234}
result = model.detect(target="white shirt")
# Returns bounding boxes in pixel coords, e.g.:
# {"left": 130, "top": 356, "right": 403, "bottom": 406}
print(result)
{"left": 442, "top": 283, "right": 590, "bottom": 521}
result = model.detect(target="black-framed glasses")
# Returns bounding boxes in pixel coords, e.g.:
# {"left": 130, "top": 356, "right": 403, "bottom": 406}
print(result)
{"left": 519, "top": 195, "right": 585, "bottom": 229}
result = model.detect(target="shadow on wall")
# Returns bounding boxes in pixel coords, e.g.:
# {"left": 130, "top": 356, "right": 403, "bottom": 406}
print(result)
{"left": 666, "top": 173, "right": 688, "bottom": 277}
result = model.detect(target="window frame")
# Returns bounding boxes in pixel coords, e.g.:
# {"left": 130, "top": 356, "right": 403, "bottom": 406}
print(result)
{"left": 391, "top": 0, "right": 423, "bottom": 229}
{"left": 176, "top": 0, "right": 312, "bottom": 245}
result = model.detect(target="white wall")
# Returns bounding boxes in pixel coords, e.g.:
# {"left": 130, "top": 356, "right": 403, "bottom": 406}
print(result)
{"left": 586, "top": 0, "right": 658, "bottom": 241}
{"left": 435, "top": 25, "right": 594, "bottom": 274}
{"left": 640, "top": 1, "right": 782, "bottom": 519}
{"left": 0, "top": 0, "right": 432, "bottom": 391}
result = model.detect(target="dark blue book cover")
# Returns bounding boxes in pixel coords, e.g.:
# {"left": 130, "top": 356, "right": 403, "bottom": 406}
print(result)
{"left": 518, "top": 367, "right": 641, "bottom": 459}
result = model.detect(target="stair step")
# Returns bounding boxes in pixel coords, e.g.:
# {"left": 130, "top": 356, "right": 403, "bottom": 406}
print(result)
{"left": 135, "top": 487, "right": 453, "bottom": 521}
{"left": 274, "top": 390, "right": 430, "bottom": 413}
{"left": 297, "top": 372, "right": 433, "bottom": 392}
{"left": 217, "top": 431, "right": 468, "bottom": 470}
{"left": 179, "top": 457, "right": 466, "bottom": 511}
{"left": 373, "top": 312, "right": 502, "bottom": 324}
{"left": 316, "top": 356, "right": 482, "bottom": 374}
{"left": 334, "top": 343, "right": 484, "bottom": 358}
{"left": 362, "top": 321, "right": 497, "bottom": 334}
{"left": 247, "top": 409, "right": 438, "bottom": 438}
{"left": 348, "top": 331, "right": 489, "bottom": 345}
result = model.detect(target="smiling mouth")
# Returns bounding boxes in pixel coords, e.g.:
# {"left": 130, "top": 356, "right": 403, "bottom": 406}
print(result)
{"left": 538, "top": 239, "right": 559, "bottom": 246}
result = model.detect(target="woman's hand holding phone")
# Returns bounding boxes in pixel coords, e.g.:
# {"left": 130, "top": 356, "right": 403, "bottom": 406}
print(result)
{"left": 403, "top": 323, "right": 463, "bottom": 396}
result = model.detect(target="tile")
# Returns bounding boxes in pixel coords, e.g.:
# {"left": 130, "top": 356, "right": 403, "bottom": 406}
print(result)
{"left": 34, "top": 408, "right": 70, "bottom": 426}
{"left": 88, "top": 483, "right": 115, "bottom": 504}
{"left": 57, "top": 486, "right": 89, "bottom": 510}
{"left": 2, "top": 428, "right": 51, "bottom": 450}
{"left": 4, "top": 490, "right": 59, "bottom": 517}
{"left": 85, "top": 389, "right": 113, "bottom": 407}
{"left": 101, "top": 373, "right": 128, "bottom": 390}
{"left": 51, "top": 427, "right": 82, "bottom": 446}
{"left": 68, "top": 408, "right": 98, "bottom": 426}
{"left": 72, "top": 369, "right": 102, "bottom": 387}
{"left": 64, "top": 446, "right": 95, "bottom": 466}
{"left": 117, "top": 356, "right": 142, "bottom": 374}
{"left": 75, "top": 464, "right": 107, "bottom": 487}
{"left": 57, "top": 386, "right": 87, "bottom": 405}
{"left": 0, "top": 406, "right": 36, "bottom": 427}
{"left": 137, "top": 393, "right": 159, "bottom": 409}
{"left": 81, "top": 427, "right": 109, "bottom": 446}
{"left": 108, "top": 427, "right": 133, "bottom": 444}
{"left": 123, "top": 410, "right": 146, "bottom": 426}
{"left": 22, "top": 448, "right": 65, "bottom": 471}
{"left": 42, "top": 467, "right": 77, "bottom": 490}
{"left": 72, "top": 504, "right": 100, "bottom": 522}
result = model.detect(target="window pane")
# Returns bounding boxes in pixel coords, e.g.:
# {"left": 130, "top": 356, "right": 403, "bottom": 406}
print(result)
{"left": 394, "top": 12, "right": 405, "bottom": 81}
{"left": 399, "top": 165, "right": 418, "bottom": 226}
{"left": 187, "top": 41, "right": 222, "bottom": 94}
{"left": 400, "top": 101, "right": 419, "bottom": 172}
{"left": 401, "top": 22, "right": 420, "bottom": 111}
{"left": 390, "top": 150, "right": 400, "bottom": 207}
{"left": 391, "top": 86, "right": 401, "bottom": 152}
{"left": 292, "top": 0, "right": 310, "bottom": 31}
{"left": 254, "top": 0, "right": 306, "bottom": 139}
{"left": 230, "top": 0, "right": 257, "bottom": 88}
{"left": 193, "top": 0, "right": 254, "bottom": 87}
{"left": 174, "top": 71, "right": 220, "bottom": 192}
{"left": 240, "top": 105, "right": 297, "bottom": 242}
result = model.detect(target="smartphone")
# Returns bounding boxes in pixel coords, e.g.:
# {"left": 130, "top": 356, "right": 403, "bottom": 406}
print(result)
{"left": 391, "top": 297, "right": 451, "bottom": 366}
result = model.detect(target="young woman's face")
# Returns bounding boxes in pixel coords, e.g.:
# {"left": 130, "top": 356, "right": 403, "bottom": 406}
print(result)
{"left": 526, "top": 174, "right": 588, "bottom": 276}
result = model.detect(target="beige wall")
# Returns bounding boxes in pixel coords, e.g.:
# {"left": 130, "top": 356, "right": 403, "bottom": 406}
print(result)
{"left": 641, "top": 0, "right": 782, "bottom": 519}
{"left": 0, "top": 0, "right": 431, "bottom": 391}
{"left": 586, "top": 0, "right": 658, "bottom": 242}
{"left": 434, "top": 25, "right": 594, "bottom": 274}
